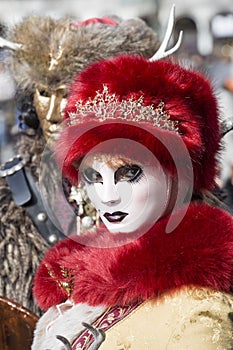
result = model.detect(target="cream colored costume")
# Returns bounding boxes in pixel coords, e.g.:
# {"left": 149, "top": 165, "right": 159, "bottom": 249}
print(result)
{"left": 101, "top": 287, "right": 233, "bottom": 350}
{"left": 32, "top": 286, "right": 233, "bottom": 349}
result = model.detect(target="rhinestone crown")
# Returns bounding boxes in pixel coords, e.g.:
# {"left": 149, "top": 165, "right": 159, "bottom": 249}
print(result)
{"left": 68, "top": 85, "right": 179, "bottom": 133}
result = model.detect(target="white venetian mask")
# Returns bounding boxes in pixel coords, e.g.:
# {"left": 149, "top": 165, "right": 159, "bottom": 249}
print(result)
{"left": 81, "top": 158, "right": 171, "bottom": 233}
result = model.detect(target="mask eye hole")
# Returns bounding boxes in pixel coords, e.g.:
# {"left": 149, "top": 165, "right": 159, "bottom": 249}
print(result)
{"left": 114, "top": 165, "right": 143, "bottom": 184}
{"left": 39, "top": 89, "right": 50, "bottom": 97}
{"left": 82, "top": 167, "right": 103, "bottom": 184}
{"left": 59, "top": 88, "right": 68, "bottom": 99}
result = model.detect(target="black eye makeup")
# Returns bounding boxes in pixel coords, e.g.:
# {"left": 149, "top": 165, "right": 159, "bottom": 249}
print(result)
{"left": 114, "top": 165, "right": 143, "bottom": 184}
{"left": 81, "top": 164, "right": 144, "bottom": 185}
{"left": 81, "top": 167, "right": 103, "bottom": 184}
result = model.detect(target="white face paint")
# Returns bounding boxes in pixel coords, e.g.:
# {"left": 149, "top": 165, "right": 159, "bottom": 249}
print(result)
{"left": 81, "top": 158, "right": 171, "bottom": 233}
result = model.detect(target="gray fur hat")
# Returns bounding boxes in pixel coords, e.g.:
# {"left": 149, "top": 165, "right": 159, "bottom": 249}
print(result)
{"left": 5, "top": 16, "right": 159, "bottom": 93}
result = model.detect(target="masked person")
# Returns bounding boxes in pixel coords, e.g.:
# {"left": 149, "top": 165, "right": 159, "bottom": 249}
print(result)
{"left": 0, "top": 15, "right": 159, "bottom": 316}
{"left": 31, "top": 8, "right": 233, "bottom": 350}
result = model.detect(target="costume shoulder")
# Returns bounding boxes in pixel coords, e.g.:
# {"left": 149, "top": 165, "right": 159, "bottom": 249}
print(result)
{"left": 33, "top": 203, "right": 233, "bottom": 310}
{"left": 101, "top": 286, "right": 233, "bottom": 350}
{"left": 33, "top": 236, "right": 84, "bottom": 310}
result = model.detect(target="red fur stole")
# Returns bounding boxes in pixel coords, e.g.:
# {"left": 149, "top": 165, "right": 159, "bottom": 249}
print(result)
{"left": 33, "top": 203, "right": 233, "bottom": 310}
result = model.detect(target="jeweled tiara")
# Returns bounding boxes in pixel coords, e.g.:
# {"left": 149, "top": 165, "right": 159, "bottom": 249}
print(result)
{"left": 68, "top": 85, "right": 179, "bottom": 133}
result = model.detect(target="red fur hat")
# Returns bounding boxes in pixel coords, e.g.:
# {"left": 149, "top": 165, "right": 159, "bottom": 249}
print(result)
{"left": 56, "top": 54, "right": 220, "bottom": 192}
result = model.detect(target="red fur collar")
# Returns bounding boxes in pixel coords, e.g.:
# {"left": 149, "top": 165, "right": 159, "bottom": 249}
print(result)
{"left": 33, "top": 203, "right": 233, "bottom": 310}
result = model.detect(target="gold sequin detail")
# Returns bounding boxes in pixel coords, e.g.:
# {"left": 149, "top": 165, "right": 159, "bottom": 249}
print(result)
{"left": 45, "top": 264, "right": 74, "bottom": 298}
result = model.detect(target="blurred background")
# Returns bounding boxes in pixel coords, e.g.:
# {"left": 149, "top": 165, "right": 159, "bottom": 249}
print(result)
{"left": 0, "top": 0, "right": 233, "bottom": 182}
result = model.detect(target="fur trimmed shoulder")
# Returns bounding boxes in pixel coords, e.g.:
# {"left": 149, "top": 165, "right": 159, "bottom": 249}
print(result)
{"left": 33, "top": 238, "right": 81, "bottom": 309}
{"left": 33, "top": 203, "right": 233, "bottom": 310}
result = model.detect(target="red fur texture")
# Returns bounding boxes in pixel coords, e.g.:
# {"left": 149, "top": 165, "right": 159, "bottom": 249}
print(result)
{"left": 57, "top": 55, "right": 220, "bottom": 191}
{"left": 33, "top": 203, "right": 233, "bottom": 310}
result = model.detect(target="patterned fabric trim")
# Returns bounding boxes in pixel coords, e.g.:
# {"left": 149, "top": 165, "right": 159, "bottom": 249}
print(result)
{"left": 72, "top": 301, "right": 141, "bottom": 349}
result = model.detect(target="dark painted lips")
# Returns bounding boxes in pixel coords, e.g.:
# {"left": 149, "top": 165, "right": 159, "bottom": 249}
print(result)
{"left": 104, "top": 211, "right": 128, "bottom": 223}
